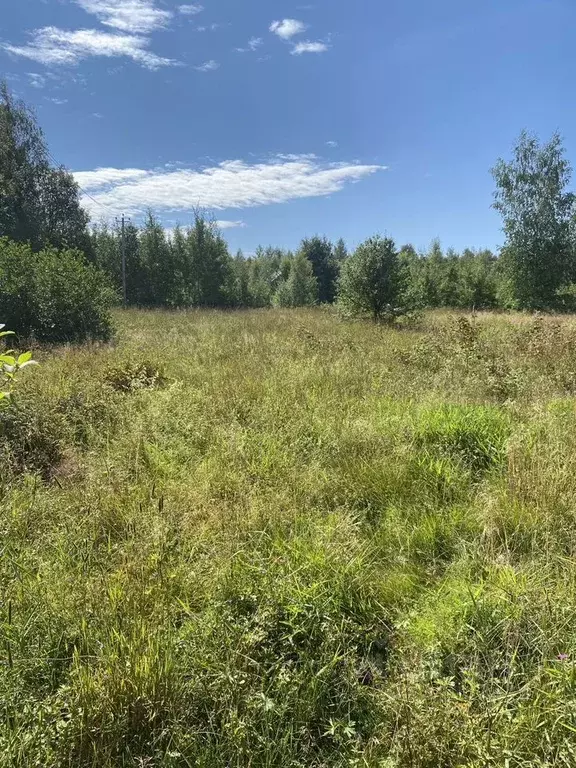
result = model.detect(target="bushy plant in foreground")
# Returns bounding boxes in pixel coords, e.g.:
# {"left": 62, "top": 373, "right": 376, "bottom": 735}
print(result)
{"left": 0, "top": 324, "right": 37, "bottom": 407}
{"left": 0, "top": 238, "right": 115, "bottom": 343}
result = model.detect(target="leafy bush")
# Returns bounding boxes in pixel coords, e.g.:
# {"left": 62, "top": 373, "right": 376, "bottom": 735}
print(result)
{"left": 0, "top": 326, "right": 54, "bottom": 478}
{"left": 0, "top": 238, "right": 116, "bottom": 343}
{"left": 104, "top": 360, "right": 168, "bottom": 392}
{"left": 338, "top": 236, "right": 414, "bottom": 322}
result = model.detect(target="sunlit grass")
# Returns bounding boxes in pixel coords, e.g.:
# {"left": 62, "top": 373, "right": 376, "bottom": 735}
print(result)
{"left": 3, "top": 308, "right": 576, "bottom": 766}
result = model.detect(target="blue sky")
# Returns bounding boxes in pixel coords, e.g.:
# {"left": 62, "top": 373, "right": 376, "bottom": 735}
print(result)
{"left": 2, "top": 0, "right": 576, "bottom": 254}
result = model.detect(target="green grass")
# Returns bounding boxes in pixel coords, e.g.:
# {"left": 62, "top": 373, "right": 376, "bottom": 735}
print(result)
{"left": 3, "top": 308, "right": 576, "bottom": 766}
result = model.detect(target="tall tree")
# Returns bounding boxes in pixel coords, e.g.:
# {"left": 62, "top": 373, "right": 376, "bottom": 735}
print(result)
{"left": 334, "top": 238, "right": 348, "bottom": 263}
{"left": 274, "top": 252, "right": 318, "bottom": 307}
{"left": 185, "top": 213, "right": 232, "bottom": 306}
{"left": 230, "top": 250, "right": 252, "bottom": 307}
{"left": 139, "top": 211, "right": 173, "bottom": 305}
{"left": 492, "top": 131, "right": 576, "bottom": 309}
{"left": 298, "top": 236, "right": 338, "bottom": 303}
{"left": 0, "top": 82, "right": 89, "bottom": 253}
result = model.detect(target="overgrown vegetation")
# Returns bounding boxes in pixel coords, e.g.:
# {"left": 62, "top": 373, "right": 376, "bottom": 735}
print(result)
{"left": 0, "top": 238, "right": 115, "bottom": 343}
{"left": 5, "top": 79, "right": 576, "bottom": 766}
{"left": 2, "top": 308, "right": 576, "bottom": 765}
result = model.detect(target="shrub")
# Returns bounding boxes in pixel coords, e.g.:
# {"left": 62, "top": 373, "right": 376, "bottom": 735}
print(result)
{"left": 0, "top": 329, "right": 54, "bottom": 478}
{"left": 0, "top": 238, "right": 116, "bottom": 343}
{"left": 273, "top": 252, "right": 318, "bottom": 307}
{"left": 104, "top": 360, "right": 168, "bottom": 392}
{"left": 338, "top": 236, "right": 413, "bottom": 322}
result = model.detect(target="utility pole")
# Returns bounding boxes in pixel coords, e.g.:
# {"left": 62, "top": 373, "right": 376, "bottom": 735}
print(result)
{"left": 116, "top": 214, "right": 129, "bottom": 307}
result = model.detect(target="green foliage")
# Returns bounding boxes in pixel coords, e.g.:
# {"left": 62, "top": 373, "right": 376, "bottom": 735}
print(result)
{"left": 298, "top": 236, "right": 338, "bottom": 304}
{"left": 492, "top": 131, "right": 576, "bottom": 309}
{"left": 333, "top": 237, "right": 348, "bottom": 263}
{"left": 104, "top": 360, "right": 168, "bottom": 392}
{"left": 90, "top": 212, "right": 234, "bottom": 308}
{"left": 273, "top": 251, "right": 318, "bottom": 307}
{"left": 0, "top": 82, "right": 90, "bottom": 254}
{"left": 338, "top": 235, "right": 411, "bottom": 321}
{"left": 0, "top": 238, "right": 115, "bottom": 343}
{"left": 0, "top": 324, "right": 36, "bottom": 408}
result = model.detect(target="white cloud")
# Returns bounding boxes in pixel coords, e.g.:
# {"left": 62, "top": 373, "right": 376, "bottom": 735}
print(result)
{"left": 46, "top": 96, "right": 68, "bottom": 104}
{"left": 235, "top": 37, "right": 263, "bottom": 53}
{"left": 291, "top": 40, "right": 328, "bottom": 54}
{"left": 73, "top": 156, "right": 385, "bottom": 218}
{"left": 75, "top": 0, "right": 171, "bottom": 34}
{"left": 195, "top": 59, "right": 219, "bottom": 71}
{"left": 27, "top": 72, "right": 47, "bottom": 88}
{"left": 326, "top": 140, "right": 338, "bottom": 148}
{"left": 270, "top": 19, "right": 306, "bottom": 40}
{"left": 74, "top": 167, "right": 150, "bottom": 188}
{"left": 178, "top": 3, "right": 203, "bottom": 15}
{"left": 2, "top": 27, "right": 176, "bottom": 69}
{"left": 216, "top": 220, "right": 247, "bottom": 229}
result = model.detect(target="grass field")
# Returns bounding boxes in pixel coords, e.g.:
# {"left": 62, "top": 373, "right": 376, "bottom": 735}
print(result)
{"left": 3, "top": 307, "right": 576, "bottom": 766}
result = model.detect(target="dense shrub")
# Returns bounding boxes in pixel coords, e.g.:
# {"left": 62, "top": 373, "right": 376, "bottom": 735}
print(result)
{"left": 338, "top": 236, "right": 413, "bottom": 322}
{"left": 0, "top": 238, "right": 116, "bottom": 343}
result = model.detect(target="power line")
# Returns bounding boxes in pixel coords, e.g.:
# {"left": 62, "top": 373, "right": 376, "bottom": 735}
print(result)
{"left": 45, "top": 148, "right": 118, "bottom": 217}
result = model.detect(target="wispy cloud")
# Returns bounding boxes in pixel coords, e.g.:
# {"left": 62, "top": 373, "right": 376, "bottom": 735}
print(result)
{"left": 27, "top": 72, "right": 47, "bottom": 88}
{"left": 2, "top": 27, "right": 176, "bottom": 69}
{"left": 234, "top": 37, "right": 263, "bottom": 53}
{"left": 194, "top": 59, "right": 219, "bottom": 72}
{"left": 196, "top": 23, "right": 223, "bottom": 32}
{"left": 178, "top": 3, "right": 203, "bottom": 15}
{"left": 326, "top": 140, "right": 338, "bottom": 148}
{"left": 74, "top": 167, "right": 150, "bottom": 188}
{"left": 74, "top": 0, "right": 172, "bottom": 34}
{"left": 46, "top": 96, "right": 68, "bottom": 105}
{"left": 291, "top": 40, "right": 328, "bottom": 55}
{"left": 216, "top": 220, "right": 247, "bottom": 230}
{"left": 74, "top": 156, "right": 385, "bottom": 218}
{"left": 270, "top": 19, "right": 306, "bottom": 40}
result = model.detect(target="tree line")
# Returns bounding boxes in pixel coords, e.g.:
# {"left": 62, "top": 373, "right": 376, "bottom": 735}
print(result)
{"left": 3, "top": 80, "right": 576, "bottom": 340}
{"left": 89, "top": 217, "right": 501, "bottom": 315}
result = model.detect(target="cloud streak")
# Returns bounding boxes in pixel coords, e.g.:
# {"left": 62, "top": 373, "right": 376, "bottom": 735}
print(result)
{"left": 291, "top": 41, "right": 329, "bottom": 54}
{"left": 2, "top": 27, "right": 176, "bottom": 68}
{"left": 178, "top": 3, "right": 203, "bottom": 15}
{"left": 75, "top": 0, "right": 172, "bottom": 34}
{"left": 234, "top": 37, "right": 263, "bottom": 53}
{"left": 74, "top": 156, "right": 385, "bottom": 218}
{"left": 194, "top": 59, "right": 219, "bottom": 71}
{"left": 216, "top": 220, "right": 246, "bottom": 230}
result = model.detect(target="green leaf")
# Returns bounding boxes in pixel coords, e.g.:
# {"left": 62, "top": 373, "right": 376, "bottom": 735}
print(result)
{"left": 17, "top": 351, "right": 33, "bottom": 365}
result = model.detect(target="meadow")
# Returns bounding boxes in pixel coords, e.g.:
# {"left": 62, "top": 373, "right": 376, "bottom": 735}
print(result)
{"left": 3, "top": 307, "right": 576, "bottom": 767}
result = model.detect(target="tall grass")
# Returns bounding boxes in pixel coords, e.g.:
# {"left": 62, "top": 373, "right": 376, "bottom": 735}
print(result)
{"left": 2, "top": 308, "right": 576, "bottom": 766}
